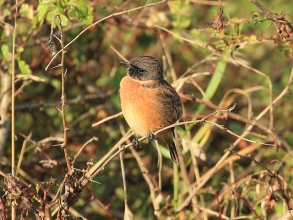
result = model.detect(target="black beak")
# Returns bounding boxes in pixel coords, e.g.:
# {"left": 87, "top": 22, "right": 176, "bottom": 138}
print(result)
{"left": 120, "top": 61, "right": 131, "bottom": 67}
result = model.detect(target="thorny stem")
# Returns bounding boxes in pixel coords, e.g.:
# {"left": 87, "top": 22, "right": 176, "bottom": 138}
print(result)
{"left": 50, "top": 15, "right": 71, "bottom": 172}
{"left": 249, "top": 0, "right": 278, "bottom": 20}
{"left": 59, "top": 19, "right": 71, "bottom": 172}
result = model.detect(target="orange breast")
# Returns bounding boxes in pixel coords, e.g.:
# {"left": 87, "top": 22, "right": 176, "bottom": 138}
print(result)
{"left": 120, "top": 76, "right": 165, "bottom": 136}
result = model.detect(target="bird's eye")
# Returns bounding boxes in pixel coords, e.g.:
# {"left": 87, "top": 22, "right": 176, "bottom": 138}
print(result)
{"left": 138, "top": 68, "right": 144, "bottom": 73}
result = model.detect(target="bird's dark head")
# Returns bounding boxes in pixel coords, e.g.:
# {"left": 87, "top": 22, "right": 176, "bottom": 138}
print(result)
{"left": 121, "top": 56, "right": 164, "bottom": 81}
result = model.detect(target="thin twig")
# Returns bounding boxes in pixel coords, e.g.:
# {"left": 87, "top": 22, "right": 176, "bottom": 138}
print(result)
{"left": 129, "top": 146, "right": 161, "bottom": 217}
{"left": 13, "top": 93, "right": 109, "bottom": 111}
{"left": 11, "top": 0, "right": 18, "bottom": 218}
{"left": 182, "top": 94, "right": 290, "bottom": 152}
{"left": 249, "top": 0, "right": 278, "bottom": 20}
{"left": 225, "top": 149, "right": 279, "bottom": 178}
{"left": 158, "top": 31, "right": 177, "bottom": 81}
{"left": 155, "top": 140, "right": 163, "bottom": 190}
{"left": 177, "top": 141, "right": 200, "bottom": 215}
{"left": 72, "top": 137, "right": 98, "bottom": 165}
{"left": 189, "top": 0, "right": 228, "bottom": 6}
{"left": 45, "top": 0, "right": 169, "bottom": 70}
{"left": 194, "top": 206, "right": 230, "bottom": 219}
{"left": 232, "top": 59, "right": 274, "bottom": 130}
{"left": 152, "top": 24, "right": 215, "bottom": 52}
{"left": 0, "top": 195, "right": 6, "bottom": 220}
{"left": 175, "top": 143, "right": 262, "bottom": 213}
{"left": 85, "top": 104, "right": 278, "bottom": 187}
{"left": 229, "top": 161, "right": 235, "bottom": 219}
{"left": 16, "top": 133, "right": 32, "bottom": 176}
{"left": 14, "top": 79, "right": 33, "bottom": 97}
{"left": 92, "top": 112, "right": 123, "bottom": 127}
{"left": 206, "top": 121, "right": 273, "bottom": 146}
{"left": 109, "top": 45, "right": 128, "bottom": 62}
{"left": 234, "top": 190, "right": 262, "bottom": 219}
{"left": 119, "top": 144, "right": 133, "bottom": 220}
{"left": 190, "top": 77, "right": 211, "bottom": 102}
{"left": 85, "top": 186, "right": 114, "bottom": 220}
{"left": 81, "top": 130, "right": 133, "bottom": 186}
{"left": 175, "top": 67, "right": 293, "bottom": 213}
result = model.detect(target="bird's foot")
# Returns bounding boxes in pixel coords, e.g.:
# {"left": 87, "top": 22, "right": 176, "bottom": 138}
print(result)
{"left": 132, "top": 138, "right": 141, "bottom": 149}
{"left": 147, "top": 132, "right": 158, "bottom": 141}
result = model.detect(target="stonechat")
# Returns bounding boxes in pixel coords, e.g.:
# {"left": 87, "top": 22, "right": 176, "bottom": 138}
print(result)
{"left": 120, "top": 56, "right": 182, "bottom": 163}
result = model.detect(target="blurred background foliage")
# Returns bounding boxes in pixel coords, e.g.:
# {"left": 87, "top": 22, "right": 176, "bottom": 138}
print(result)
{"left": 1, "top": 0, "right": 293, "bottom": 219}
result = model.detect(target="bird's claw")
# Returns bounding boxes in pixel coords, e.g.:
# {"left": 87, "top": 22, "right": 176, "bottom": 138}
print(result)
{"left": 148, "top": 132, "right": 158, "bottom": 141}
{"left": 132, "top": 138, "right": 141, "bottom": 149}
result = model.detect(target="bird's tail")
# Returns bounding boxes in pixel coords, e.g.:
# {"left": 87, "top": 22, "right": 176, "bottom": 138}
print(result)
{"left": 167, "top": 141, "right": 179, "bottom": 164}
{"left": 159, "top": 130, "right": 179, "bottom": 164}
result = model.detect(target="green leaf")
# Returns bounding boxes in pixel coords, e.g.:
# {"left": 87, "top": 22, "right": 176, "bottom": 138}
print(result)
{"left": 1, "top": 45, "right": 10, "bottom": 61}
{"left": 16, "top": 46, "right": 24, "bottom": 54}
{"left": 168, "top": 1, "right": 190, "bottom": 28}
{"left": 75, "top": 0, "right": 88, "bottom": 16}
{"left": 46, "top": 8, "right": 59, "bottom": 22}
{"left": 37, "top": 3, "right": 49, "bottom": 23}
{"left": 51, "top": 79, "right": 60, "bottom": 89}
{"left": 66, "top": 0, "right": 93, "bottom": 24}
{"left": 67, "top": 8, "right": 76, "bottom": 20}
{"left": 59, "top": 14, "right": 69, "bottom": 26}
{"left": 82, "top": 5, "right": 93, "bottom": 25}
{"left": 18, "top": 59, "right": 32, "bottom": 75}
{"left": 172, "top": 16, "right": 190, "bottom": 28}
{"left": 190, "top": 28, "right": 207, "bottom": 42}
{"left": 2, "top": 8, "right": 11, "bottom": 17}
{"left": 1, "top": 45, "right": 9, "bottom": 57}
{"left": 19, "top": 3, "right": 34, "bottom": 19}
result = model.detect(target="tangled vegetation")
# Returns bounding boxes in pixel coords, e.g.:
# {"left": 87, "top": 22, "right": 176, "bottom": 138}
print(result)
{"left": 1, "top": 0, "right": 293, "bottom": 219}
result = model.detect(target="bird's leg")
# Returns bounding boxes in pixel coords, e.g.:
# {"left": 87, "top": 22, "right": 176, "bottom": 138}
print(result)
{"left": 148, "top": 132, "right": 158, "bottom": 141}
{"left": 132, "top": 137, "right": 140, "bottom": 149}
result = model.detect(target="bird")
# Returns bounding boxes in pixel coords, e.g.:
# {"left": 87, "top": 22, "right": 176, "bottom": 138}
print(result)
{"left": 119, "top": 56, "right": 182, "bottom": 163}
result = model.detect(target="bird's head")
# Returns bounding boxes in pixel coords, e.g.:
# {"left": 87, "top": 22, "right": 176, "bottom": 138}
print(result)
{"left": 121, "top": 56, "right": 164, "bottom": 81}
